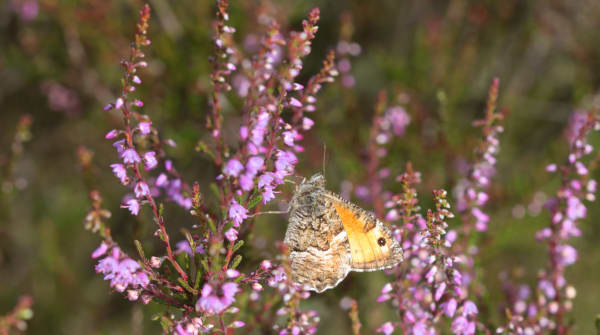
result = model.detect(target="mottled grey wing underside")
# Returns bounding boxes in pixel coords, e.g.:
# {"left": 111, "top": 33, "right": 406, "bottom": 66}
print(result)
{"left": 283, "top": 174, "right": 352, "bottom": 292}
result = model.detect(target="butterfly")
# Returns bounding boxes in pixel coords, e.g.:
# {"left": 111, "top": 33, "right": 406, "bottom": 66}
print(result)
{"left": 283, "top": 173, "right": 403, "bottom": 292}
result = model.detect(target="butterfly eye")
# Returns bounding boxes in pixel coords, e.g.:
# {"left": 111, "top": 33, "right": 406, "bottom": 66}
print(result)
{"left": 377, "top": 237, "right": 386, "bottom": 246}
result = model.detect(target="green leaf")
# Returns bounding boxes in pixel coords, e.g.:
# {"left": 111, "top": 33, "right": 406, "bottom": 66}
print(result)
{"left": 178, "top": 278, "right": 198, "bottom": 295}
{"left": 233, "top": 240, "right": 244, "bottom": 252}
{"left": 231, "top": 255, "right": 242, "bottom": 269}
{"left": 248, "top": 195, "right": 263, "bottom": 210}
{"left": 134, "top": 240, "right": 146, "bottom": 261}
{"left": 595, "top": 314, "right": 600, "bottom": 335}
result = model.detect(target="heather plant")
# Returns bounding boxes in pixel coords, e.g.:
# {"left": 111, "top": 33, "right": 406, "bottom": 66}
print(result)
{"left": 4, "top": 1, "right": 600, "bottom": 334}
{"left": 79, "top": 3, "right": 600, "bottom": 334}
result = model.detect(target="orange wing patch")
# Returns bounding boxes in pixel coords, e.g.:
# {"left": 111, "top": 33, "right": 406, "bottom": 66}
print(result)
{"left": 332, "top": 202, "right": 394, "bottom": 271}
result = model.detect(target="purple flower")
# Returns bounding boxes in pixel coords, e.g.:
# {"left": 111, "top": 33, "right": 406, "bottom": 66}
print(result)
{"left": 251, "top": 112, "right": 270, "bottom": 146}
{"left": 239, "top": 126, "right": 249, "bottom": 140}
{"left": 225, "top": 227, "right": 238, "bottom": 242}
{"left": 92, "top": 242, "right": 108, "bottom": 259}
{"left": 105, "top": 129, "right": 118, "bottom": 139}
{"left": 115, "top": 98, "right": 124, "bottom": 109}
{"left": 262, "top": 186, "right": 275, "bottom": 204}
{"left": 566, "top": 196, "right": 586, "bottom": 220}
{"left": 538, "top": 280, "right": 556, "bottom": 299}
{"left": 258, "top": 173, "right": 274, "bottom": 189}
{"left": 156, "top": 173, "right": 168, "bottom": 187}
{"left": 143, "top": 151, "right": 158, "bottom": 170}
{"left": 175, "top": 240, "right": 204, "bottom": 256}
{"left": 462, "top": 300, "right": 478, "bottom": 316}
{"left": 122, "top": 199, "right": 140, "bottom": 215}
{"left": 435, "top": 282, "right": 446, "bottom": 301}
{"left": 121, "top": 148, "right": 141, "bottom": 164}
{"left": 138, "top": 121, "right": 151, "bottom": 135}
{"left": 302, "top": 117, "right": 315, "bottom": 130}
{"left": 134, "top": 181, "right": 150, "bottom": 198}
{"left": 451, "top": 316, "right": 475, "bottom": 335}
{"left": 385, "top": 106, "right": 410, "bottom": 135}
{"left": 240, "top": 174, "right": 254, "bottom": 191}
{"left": 229, "top": 199, "right": 248, "bottom": 226}
{"left": 224, "top": 159, "right": 244, "bottom": 177}
{"left": 275, "top": 150, "right": 297, "bottom": 174}
{"left": 196, "top": 282, "right": 239, "bottom": 315}
{"left": 246, "top": 156, "right": 265, "bottom": 176}
{"left": 557, "top": 244, "right": 577, "bottom": 265}
{"left": 376, "top": 322, "right": 394, "bottom": 335}
{"left": 110, "top": 163, "right": 128, "bottom": 184}
{"left": 444, "top": 298, "right": 458, "bottom": 317}
{"left": 289, "top": 97, "right": 303, "bottom": 108}
{"left": 282, "top": 131, "right": 295, "bottom": 146}
{"left": 112, "top": 139, "right": 126, "bottom": 154}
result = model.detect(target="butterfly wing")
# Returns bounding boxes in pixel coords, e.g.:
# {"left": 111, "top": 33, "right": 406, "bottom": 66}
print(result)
{"left": 284, "top": 176, "right": 352, "bottom": 292}
{"left": 326, "top": 193, "right": 403, "bottom": 272}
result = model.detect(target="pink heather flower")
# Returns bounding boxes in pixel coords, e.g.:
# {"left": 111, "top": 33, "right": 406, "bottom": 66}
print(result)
{"left": 226, "top": 269, "right": 240, "bottom": 278}
{"left": 225, "top": 227, "right": 238, "bottom": 242}
{"left": 239, "top": 174, "right": 254, "bottom": 191}
{"left": 138, "top": 121, "right": 151, "bottom": 135}
{"left": 110, "top": 163, "right": 128, "bottom": 184}
{"left": 289, "top": 97, "right": 303, "bottom": 108}
{"left": 566, "top": 196, "right": 586, "bottom": 220}
{"left": 121, "top": 148, "right": 141, "bottom": 164}
{"left": 258, "top": 173, "right": 274, "bottom": 189}
{"left": 451, "top": 316, "right": 474, "bottom": 335}
{"left": 377, "top": 322, "right": 394, "bottom": 335}
{"left": 229, "top": 200, "right": 248, "bottom": 227}
{"left": 239, "top": 126, "right": 248, "bottom": 140}
{"left": 251, "top": 112, "right": 270, "bottom": 146}
{"left": 302, "top": 117, "right": 315, "bottom": 130}
{"left": 115, "top": 98, "right": 124, "bottom": 109}
{"left": 385, "top": 209, "right": 399, "bottom": 221}
{"left": 558, "top": 244, "right": 577, "bottom": 265}
{"left": 230, "top": 321, "right": 245, "bottom": 328}
{"left": 105, "top": 129, "right": 118, "bottom": 139}
{"left": 143, "top": 151, "right": 158, "bottom": 170}
{"left": 246, "top": 156, "right": 265, "bottom": 176}
{"left": 134, "top": 181, "right": 150, "bottom": 198}
{"left": 224, "top": 159, "right": 244, "bottom": 177}
{"left": 156, "top": 173, "right": 168, "bottom": 187}
{"left": 282, "top": 131, "right": 295, "bottom": 147}
{"left": 538, "top": 280, "right": 556, "bottom": 299}
{"left": 275, "top": 150, "right": 297, "bottom": 173}
{"left": 122, "top": 199, "right": 140, "bottom": 215}
{"left": 196, "top": 282, "right": 239, "bottom": 315}
{"left": 175, "top": 240, "right": 204, "bottom": 256}
{"left": 92, "top": 242, "right": 108, "bottom": 259}
{"left": 435, "top": 282, "right": 447, "bottom": 301}
{"left": 462, "top": 300, "right": 478, "bottom": 315}
{"left": 262, "top": 186, "right": 275, "bottom": 204}
{"left": 112, "top": 139, "right": 126, "bottom": 154}
{"left": 385, "top": 106, "right": 411, "bottom": 135}
{"left": 546, "top": 164, "right": 557, "bottom": 172}
{"left": 132, "top": 75, "right": 142, "bottom": 84}
{"left": 259, "top": 261, "right": 273, "bottom": 273}
{"left": 444, "top": 298, "right": 458, "bottom": 317}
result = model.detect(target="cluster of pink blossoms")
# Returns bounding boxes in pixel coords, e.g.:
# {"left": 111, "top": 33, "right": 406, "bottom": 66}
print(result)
{"left": 93, "top": 243, "right": 149, "bottom": 301}
{"left": 378, "top": 169, "right": 480, "bottom": 335}
{"left": 498, "top": 110, "right": 598, "bottom": 335}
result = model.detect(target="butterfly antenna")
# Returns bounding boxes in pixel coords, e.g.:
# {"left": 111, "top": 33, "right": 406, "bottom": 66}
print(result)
{"left": 248, "top": 208, "right": 290, "bottom": 218}
{"left": 283, "top": 178, "right": 297, "bottom": 185}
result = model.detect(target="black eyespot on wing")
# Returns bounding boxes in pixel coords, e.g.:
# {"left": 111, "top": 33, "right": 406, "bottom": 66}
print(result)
{"left": 377, "top": 237, "right": 386, "bottom": 246}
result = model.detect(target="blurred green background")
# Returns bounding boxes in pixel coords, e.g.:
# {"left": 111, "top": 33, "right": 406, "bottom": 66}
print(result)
{"left": 2, "top": 0, "right": 600, "bottom": 334}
